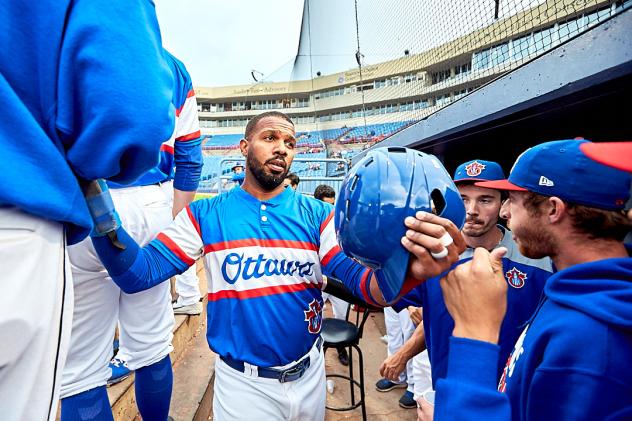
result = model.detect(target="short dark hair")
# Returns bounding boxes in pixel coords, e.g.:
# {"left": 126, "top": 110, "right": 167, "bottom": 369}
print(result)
{"left": 244, "top": 111, "right": 294, "bottom": 140}
{"left": 285, "top": 172, "right": 300, "bottom": 186}
{"left": 522, "top": 192, "right": 632, "bottom": 241}
{"left": 314, "top": 184, "right": 335, "bottom": 201}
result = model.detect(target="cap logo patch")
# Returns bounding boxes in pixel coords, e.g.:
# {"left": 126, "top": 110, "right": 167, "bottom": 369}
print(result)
{"left": 465, "top": 161, "right": 486, "bottom": 177}
{"left": 538, "top": 176, "right": 554, "bottom": 187}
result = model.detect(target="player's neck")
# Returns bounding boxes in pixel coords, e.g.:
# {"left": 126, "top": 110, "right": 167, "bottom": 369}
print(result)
{"left": 241, "top": 175, "right": 286, "bottom": 201}
{"left": 551, "top": 234, "right": 627, "bottom": 271}
{"left": 465, "top": 225, "right": 503, "bottom": 251}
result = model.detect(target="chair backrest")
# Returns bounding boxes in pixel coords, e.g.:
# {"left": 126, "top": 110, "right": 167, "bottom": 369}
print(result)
{"left": 344, "top": 305, "right": 372, "bottom": 341}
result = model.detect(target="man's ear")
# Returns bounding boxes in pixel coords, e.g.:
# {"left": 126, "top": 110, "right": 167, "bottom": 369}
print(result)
{"left": 239, "top": 138, "right": 248, "bottom": 157}
{"left": 548, "top": 197, "right": 567, "bottom": 223}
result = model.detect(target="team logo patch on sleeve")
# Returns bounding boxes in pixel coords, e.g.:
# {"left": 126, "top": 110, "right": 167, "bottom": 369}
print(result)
{"left": 304, "top": 299, "right": 323, "bottom": 334}
{"left": 505, "top": 267, "right": 527, "bottom": 289}
{"left": 465, "top": 161, "right": 486, "bottom": 177}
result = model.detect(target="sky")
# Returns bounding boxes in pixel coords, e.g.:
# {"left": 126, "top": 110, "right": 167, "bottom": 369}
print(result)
{"left": 155, "top": 0, "right": 545, "bottom": 88}
{"left": 155, "top": 0, "right": 304, "bottom": 87}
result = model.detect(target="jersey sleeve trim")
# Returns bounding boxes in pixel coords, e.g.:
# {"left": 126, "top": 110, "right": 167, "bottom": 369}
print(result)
{"left": 359, "top": 269, "right": 380, "bottom": 306}
{"left": 175, "top": 89, "right": 196, "bottom": 116}
{"left": 156, "top": 232, "right": 196, "bottom": 266}
{"left": 321, "top": 244, "right": 342, "bottom": 266}
{"left": 186, "top": 206, "right": 201, "bottom": 237}
{"left": 204, "top": 239, "right": 318, "bottom": 253}
{"left": 176, "top": 130, "right": 201, "bottom": 142}
{"left": 320, "top": 210, "right": 334, "bottom": 234}
{"left": 160, "top": 144, "right": 174, "bottom": 154}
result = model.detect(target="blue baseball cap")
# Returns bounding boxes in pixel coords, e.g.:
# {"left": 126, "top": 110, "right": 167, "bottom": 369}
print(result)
{"left": 476, "top": 139, "right": 631, "bottom": 210}
{"left": 453, "top": 159, "right": 505, "bottom": 183}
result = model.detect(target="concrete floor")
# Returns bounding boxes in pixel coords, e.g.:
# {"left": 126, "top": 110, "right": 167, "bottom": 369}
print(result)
{"left": 323, "top": 306, "right": 417, "bottom": 421}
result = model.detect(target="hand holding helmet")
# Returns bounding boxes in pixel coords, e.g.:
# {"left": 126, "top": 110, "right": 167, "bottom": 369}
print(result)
{"left": 335, "top": 147, "right": 466, "bottom": 303}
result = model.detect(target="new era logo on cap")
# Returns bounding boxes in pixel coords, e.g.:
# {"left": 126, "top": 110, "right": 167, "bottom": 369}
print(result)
{"left": 538, "top": 176, "right": 554, "bottom": 187}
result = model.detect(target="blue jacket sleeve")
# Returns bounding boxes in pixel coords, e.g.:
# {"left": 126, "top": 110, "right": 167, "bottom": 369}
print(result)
{"left": 173, "top": 136, "right": 203, "bottom": 191}
{"left": 91, "top": 227, "right": 188, "bottom": 294}
{"left": 435, "top": 337, "right": 510, "bottom": 420}
{"left": 57, "top": 0, "right": 175, "bottom": 184}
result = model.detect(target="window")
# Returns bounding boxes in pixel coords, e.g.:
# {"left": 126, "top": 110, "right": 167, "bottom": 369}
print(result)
{"left": 453, "top": 89, "right": 467, "bottom": 100}
{"left": 435, "top": 94, "right": 452, "bottom": 107}
{"left": 586, "top": 6, "right": 611, "bottom": 27}
{"left": 558, "top": 19, "right": 579, "bottom": 43}
{"left": 454, "top": 63, "right": 471, "bottom": 77}
{"left": 432, "top": 69, "right": 451, "bottom": 84}
{"left": 472, "top": 48, "right": 491, "bottom": 71}
{"left": 403, "top": 73, "right": 417, "bottom": 83}
{"left": 490, "top": 42, "right": 509, "bottom": 66}
{"left": 511, "top": 34, "right": 531, "bottom": 61}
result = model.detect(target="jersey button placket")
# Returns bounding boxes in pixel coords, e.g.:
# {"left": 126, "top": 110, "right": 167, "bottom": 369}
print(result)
{"left": 260, "top": 203, "right": 270, "bottom": 228}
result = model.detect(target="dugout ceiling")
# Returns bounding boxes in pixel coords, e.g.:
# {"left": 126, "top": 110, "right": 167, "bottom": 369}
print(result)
{"left": 356, "top": 7, "right": 632, "bottom": 176}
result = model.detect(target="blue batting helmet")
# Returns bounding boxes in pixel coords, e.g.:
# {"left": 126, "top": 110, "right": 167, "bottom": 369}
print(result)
{"left": 335, "top": 147, "right": 465, "bottom": 303}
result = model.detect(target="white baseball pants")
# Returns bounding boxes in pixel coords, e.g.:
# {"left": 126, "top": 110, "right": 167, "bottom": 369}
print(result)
{"left": 384, "top": 306, "right": 415, "bottom": 391}
{"left": 61, "top": 185, "right": 175, "bottom": 398}
{"left": 213, "top": 340, "right": 326, "bottom": 420}
{"left": 0, "top": 207, "right": 73, "bottom": 420}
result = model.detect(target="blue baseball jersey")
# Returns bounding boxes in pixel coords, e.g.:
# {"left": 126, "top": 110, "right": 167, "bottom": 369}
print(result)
{"left": 394, "top": 226, "right": 552, "bottom": 387}
{"left": 149, "top": 186, "right": 376, "bottom": 367}
{"left": 109, "top": 51, "right": 202, "bottom": 191}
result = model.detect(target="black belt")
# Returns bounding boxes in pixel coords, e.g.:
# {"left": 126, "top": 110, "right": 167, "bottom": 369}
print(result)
{"left": 220, "top": 336, "right": 323, "bottom": 383}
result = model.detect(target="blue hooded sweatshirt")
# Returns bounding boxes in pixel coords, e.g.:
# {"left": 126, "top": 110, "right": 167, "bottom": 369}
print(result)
{"left": 0, "top": 1, "right": 174, "bottom": 244}
{"left": 436, "top": 253, "right": 632, "bottom": 420}
{"left": 393, "top": 226, "right": 552, "bottom": 387}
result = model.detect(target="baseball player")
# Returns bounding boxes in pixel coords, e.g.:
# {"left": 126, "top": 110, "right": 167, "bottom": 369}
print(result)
{"left": 60, "top": 51, "right": 202, "bottom": 421}
{"left": 0, "top": 2, "right": 173, "bottom": 420}
{"left": 376, "top": 307, "right": 417, "bottom": 408}
{"left": 387, "top": 159, "right": 553, "bottom": 418}
{"left": 87, "top": 111, "right": 466, "bottom": 420}
{"left": 436, "top": 140, "right": 632, "bottom": 419}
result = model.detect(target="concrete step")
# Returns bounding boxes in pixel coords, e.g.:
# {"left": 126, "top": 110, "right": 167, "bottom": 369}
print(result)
{"left": 167, "top": 316, "right": 216, "bottom": 421}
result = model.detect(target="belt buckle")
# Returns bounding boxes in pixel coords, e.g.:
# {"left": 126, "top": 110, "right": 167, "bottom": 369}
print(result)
{"left": 279, "top": 359, "right": 307, "bottom": 383}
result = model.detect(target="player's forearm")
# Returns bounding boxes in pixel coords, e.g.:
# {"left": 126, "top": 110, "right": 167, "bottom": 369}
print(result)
{"left": 92, "top": 227, "right": 181, "bottom": 293}
{"left": 368, "top": 274, "right": 387, "bottom": 306}
{"left": 172, "top": 189, "right": 196, "bottom": 218}
{"left": 400, "top": 322, "right": 427, "bottom": 359}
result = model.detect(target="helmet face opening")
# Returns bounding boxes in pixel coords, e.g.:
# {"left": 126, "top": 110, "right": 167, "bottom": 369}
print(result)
{"left": 335, "top": 147, "right": 465, "bottom": 303}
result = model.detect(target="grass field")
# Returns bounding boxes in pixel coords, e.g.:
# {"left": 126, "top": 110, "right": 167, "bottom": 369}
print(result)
{"left": 194, "top": 192, "right": 215, "bottom": 201}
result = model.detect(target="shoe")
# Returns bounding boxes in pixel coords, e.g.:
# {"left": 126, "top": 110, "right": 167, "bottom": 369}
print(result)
{"left": 380, "top": 335, "right": 388, "bottom": 345}
{"left": 399, "top": 390, "right": 416, "bottom": 409}
{"left": 107, "top": 357, "right": 131, "bottom": 386}
{"left": 173, "top": 301, "right": 202, "bottom": 315}
{"left": 337, "top": 348, "right": 349, "bottom": 366}
{"left": 375, "top": 378, "right": 407, "bottom": 392}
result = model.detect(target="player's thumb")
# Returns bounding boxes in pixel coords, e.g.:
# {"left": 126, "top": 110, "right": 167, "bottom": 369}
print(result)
{"left": 489, "top": 247, "right": 507, "bottom": 274}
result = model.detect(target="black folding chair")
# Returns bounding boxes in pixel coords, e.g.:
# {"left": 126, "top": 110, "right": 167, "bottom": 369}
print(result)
{"left": 321, "top": 278, "right": 377, "bottom": 421}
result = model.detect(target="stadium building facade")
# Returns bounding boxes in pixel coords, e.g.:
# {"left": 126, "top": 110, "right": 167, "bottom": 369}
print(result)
{"left": 194, "top": 0, "right": 628, "bottom": 191}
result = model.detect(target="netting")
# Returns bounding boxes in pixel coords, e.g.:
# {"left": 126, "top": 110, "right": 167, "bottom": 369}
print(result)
{"left": 197, "top": 0, "right": 629, "bottom": 192}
